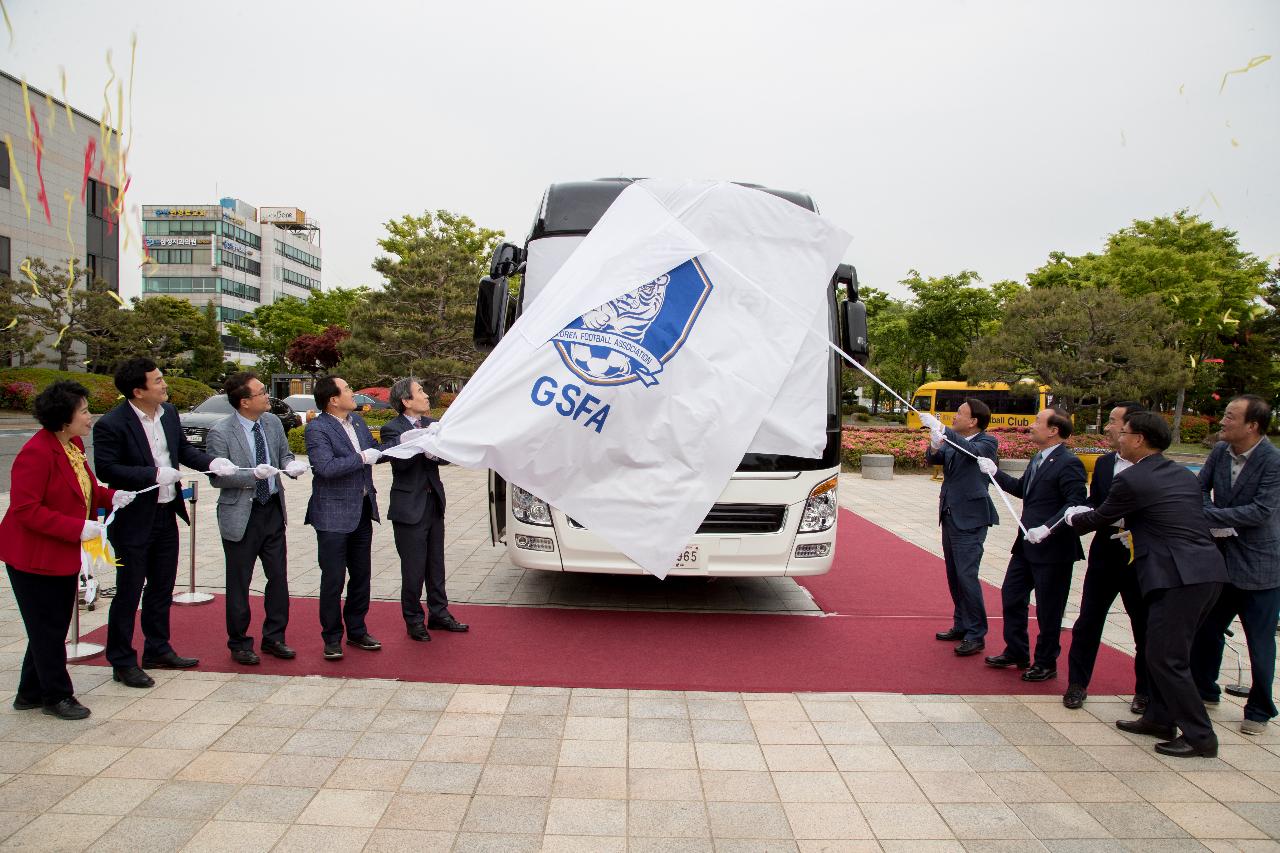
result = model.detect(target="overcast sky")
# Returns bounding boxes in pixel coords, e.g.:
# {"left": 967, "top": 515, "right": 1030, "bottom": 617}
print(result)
{"left": 4, "top": 0, "right": 1277, "bottom": 302}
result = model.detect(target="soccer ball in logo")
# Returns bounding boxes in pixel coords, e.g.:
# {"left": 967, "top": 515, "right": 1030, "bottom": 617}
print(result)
{"left": 568, "top": 343, "right": 632, "bottom": 381}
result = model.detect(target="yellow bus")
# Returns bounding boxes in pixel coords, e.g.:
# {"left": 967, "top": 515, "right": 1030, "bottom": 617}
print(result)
{"left": 906, "top": 381, "right": 1049, "bottom": 430}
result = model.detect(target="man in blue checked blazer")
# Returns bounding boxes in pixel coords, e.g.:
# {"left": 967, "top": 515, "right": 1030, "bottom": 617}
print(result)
{"left": 1191, "top": 395, "right": 1280, "bottom": 737}
{"left": 303, "top": 376, "right": 383, "bottom": 661}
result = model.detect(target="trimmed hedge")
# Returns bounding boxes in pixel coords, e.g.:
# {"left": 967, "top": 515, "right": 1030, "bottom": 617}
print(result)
{"left": 841, "top": 426, "right": 1105, "bottom": 470}
{"left": 0, "top": 368, "right": 214, "bottom": 414}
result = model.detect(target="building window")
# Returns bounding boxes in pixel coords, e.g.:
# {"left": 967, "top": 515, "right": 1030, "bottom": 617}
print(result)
{"left": 274, "top": 239, "right": 321, "bottom": 270}
{"left": 280, "top": 267, "right": 320, "bottom": 290}
{"left": 0, "top": 141, "right": 9, "bottom": 190}
{"left": 217, "top": 222, "right": 262, "bottom": 249}
{"left": 218, "top": 251, "right": 261, "bottom": 277}
{"left": 0, "top": 235, "right": 10, "bottom": 278}
{"left": 85, "top": 179, "right": 119, "bottom": 290}
{"left": 149, "top": 248, "right": 195, "bottom": 265}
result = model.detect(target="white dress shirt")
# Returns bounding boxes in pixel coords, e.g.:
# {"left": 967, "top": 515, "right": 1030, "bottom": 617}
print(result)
{"left": 130, "top": 402, "right": 175, "bottom": 503}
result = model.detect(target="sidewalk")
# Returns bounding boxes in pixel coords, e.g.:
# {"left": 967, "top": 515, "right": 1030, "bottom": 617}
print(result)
{"left": 0, "top": 468, "right": 1275, "bottom": 850}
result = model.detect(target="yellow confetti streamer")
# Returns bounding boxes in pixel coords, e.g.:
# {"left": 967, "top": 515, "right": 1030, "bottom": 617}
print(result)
{"left": 1196, "top": 190, "right": 1221, "bottom": 210}
{"left": 127, "top": 33, "right": 137, "bottom": 142}
{"left": 20, "top": 77, "right": 33, "bottom": 141}
{"left": 1178, "top": 83, "right": 1185, "bottom": 96}
{"left": 3, "top": 318, "right": 16, "bottom": 331}
{"left": 1223, "top": 309, "right": 1239, "bottom": 326}
{"left": 59, "top": 68, "right": 75, "bottom": 132}
{"left": 1220, "top": 55, "right": 1271, "bottom": 94}
{"left": 80, "top": 535, "right": 121, "bottom": 569}
{"left": 44, "top": 93, "right": 55, "bottom": 133}
{"left": 3, "top": 133, "right": 30, "bottom": 220}
{"left": 1231, "top": 138, "right": 1240, "bottom": 147}
{"left": 106, "top": 290, "right": 125, "bottom": 307}
{"left": 63, "top": 190, "right": 78, "bottom": 284}
{"left": 18, "top": 259, "right": 38, "bottom": 289}
{"left": 53, "top": 324, "right": 69, "bottom": 347}
{"left": 0, "top": 0, "right": 12, "bottom": 47}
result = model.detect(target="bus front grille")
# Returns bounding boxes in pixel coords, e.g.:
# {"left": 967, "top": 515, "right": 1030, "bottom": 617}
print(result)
{"left": 568, "top": 503, "right": 787, "bottom": 535}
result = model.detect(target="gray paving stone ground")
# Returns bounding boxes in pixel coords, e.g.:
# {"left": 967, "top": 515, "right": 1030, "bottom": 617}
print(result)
{"left": 0, "top": 465, "right": 1276, "bottom": 850}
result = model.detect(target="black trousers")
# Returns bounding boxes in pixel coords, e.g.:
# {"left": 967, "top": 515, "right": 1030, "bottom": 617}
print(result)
{"left": 222, "top": 494, "right": 289, "bottom": 651}
{"left": 316, "top": 496, "right": 373, "bottom": 645}
{"left": 7, "top": 565, "right": 77, "bottom": 704}
{"left": 1190, "top": 582, "right": 1280, "bottom": 723}
{"left": 1143, "top": 581, "right": 1222, "bottom": 748}
{"left": 941, "top": 515, "right": 988, "bottom": 642}
{"left": 106, "top": 502, "right": 180, "bottom": 668}
{"left": 1067, "top": 549, "right": 1149, "bottom": 695}
{"left": 393, "top": 497, "right": 448, "bottom": 626}
{"left": 1001, "top": 550, "right": 1074, "bottom": 667}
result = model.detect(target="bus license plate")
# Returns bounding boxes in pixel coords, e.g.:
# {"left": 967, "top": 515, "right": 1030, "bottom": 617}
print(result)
{"left": 673, "top": 544, "right": 702, "bottom": 569}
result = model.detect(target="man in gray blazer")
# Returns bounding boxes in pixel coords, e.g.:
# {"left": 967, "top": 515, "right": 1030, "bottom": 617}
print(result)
{"left": 379, "top": 377, "right": 468, "bottom": 641}
{"left": 1191, "top": 394, "right": 1280, "bottom": 736}
{"left": 207, "top": 372, "right": 308, "bottom": 665}
{"left": 304, "top": 375, "right": 383, "bottom": 660}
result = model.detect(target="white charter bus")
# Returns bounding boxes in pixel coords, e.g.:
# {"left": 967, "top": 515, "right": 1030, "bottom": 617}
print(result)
{"left": 473, "top": 178, "right": 868, "bottom": 577}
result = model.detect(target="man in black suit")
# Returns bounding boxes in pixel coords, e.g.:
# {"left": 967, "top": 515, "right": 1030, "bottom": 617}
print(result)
{"left": 379, "top": 377, "right": 468, "bottom": 640}
{"left": 980, "top": 408, "right": 1087, "bottom": 682}
{"left": 1066, "top": 411, "right": 1227, "bottom": 758}
{"left": 1063, "top": 402, "right": 1150, "bottom": 712}
{"left": 93, "top": 358, "right": 236, "bottom": 688}
{"left": 921, "top": 400, "right": 999, "bottom": 657}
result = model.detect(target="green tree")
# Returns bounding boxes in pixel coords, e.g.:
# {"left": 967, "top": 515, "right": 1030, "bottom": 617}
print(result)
{"left": 1029, "top": 211, "right": 1268, "bottom": 441}
{"left": 902, "top": 270, "right": 1002, "bottom": 382}
{"left": 858, "top": 286, "right": 921, "bottom": 413}
{"left": 964, "top": 285, "right": 1183, "bottom": 412}
{"left": 226, "top": 287, "right": 368, "bottom": 376}
{"left": 341, "top": 210, "right": 503, "bottom": 390}
{"left": 0, "top": 277, "right": 44, "bottom": 365}
{"left": 186, "top": 303, "right": 226, "bottom": 386}
{"left": 3, "top": 258, "right": 118, "bottom": 371}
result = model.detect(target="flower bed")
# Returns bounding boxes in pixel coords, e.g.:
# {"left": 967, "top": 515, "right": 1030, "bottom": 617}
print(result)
{"left": 841, "top": 426, "right": 1106, "bottom": 470}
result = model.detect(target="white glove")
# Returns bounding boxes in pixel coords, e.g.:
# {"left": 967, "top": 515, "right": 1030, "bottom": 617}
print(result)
{"left": 928, "top": 428, "right": 944, "bottom": 450}
{"left": 80, "top": 520, "right": 106, "bottom": 541}
{"left": 1210, "top": 527, "right": 1237, "bottom": 538}
{"left": 361, "top": 447, "right": 382, "bottom": 465}
{"left": 207, "top": 457, "right": 237, "bottom": 477}
{"left": 155, "top": 466, "right": 184, "bottom": 486}
{"left": 284, "top": 460, "right": 309, "bottom": 477}
{"left": 1111, "top": 529, "right": 1134, "bottom": 548}
{"left": 976, "top": 457, "right": 998, "bottom": 477}
{"left": 919, "top": 412, "right": 942, "bottom": 432}
{"left": 111, "top": 490, "right": 136, "bottom": 510}
{"left": 1025, "top": 524, "right": 1051, "bottom": 544}
{"left": 253, "top": 464, "right": 277, "bottom": 480}
{"left": 1062, "top": 505, "right": 1091, "bottom": 526}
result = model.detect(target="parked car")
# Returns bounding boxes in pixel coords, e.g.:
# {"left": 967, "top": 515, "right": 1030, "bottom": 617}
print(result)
{"left": 282, "top": 393, "right": 381, "bottom": 424}
{"left": 180, "top": 394, "right": 302, "bottom": 449}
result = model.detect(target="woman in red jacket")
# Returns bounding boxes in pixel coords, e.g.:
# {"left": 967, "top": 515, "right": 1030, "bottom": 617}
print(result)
{"left": 0, "top": 381, "right": 135, "bottom": 719}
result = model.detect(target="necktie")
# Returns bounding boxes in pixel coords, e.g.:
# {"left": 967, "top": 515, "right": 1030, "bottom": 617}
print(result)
{"left": 1024, "top": 450, "right": 1043, "bottom": 493}
{"left": 253, "top": 422, "right": 270, "bottom": 505}
{"left": 414, "top": 418, "right": 424, "bottom": 429}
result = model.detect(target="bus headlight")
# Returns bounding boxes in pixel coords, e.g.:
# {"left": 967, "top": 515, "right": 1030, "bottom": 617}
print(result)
{"left": 511, "top": 484, "right": 553, "bottom": 526}
{"left": 798, "top": 476, "right": 838, "bottom": 533}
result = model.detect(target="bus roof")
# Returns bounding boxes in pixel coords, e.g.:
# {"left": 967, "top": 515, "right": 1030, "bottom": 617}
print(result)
{"left": 913, "top": 381, "right": 1049, "bottom": 393}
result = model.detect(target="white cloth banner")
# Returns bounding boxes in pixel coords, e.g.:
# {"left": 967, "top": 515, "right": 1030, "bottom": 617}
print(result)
{"left": 391, "top": 179, "right": 851, "bottom": 576}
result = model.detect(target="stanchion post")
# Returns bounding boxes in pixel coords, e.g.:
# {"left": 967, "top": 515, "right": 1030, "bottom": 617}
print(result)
{"left": 173, "top": 478, "right": 214, "bottom": 605}
{"left": 65, "top": 579, "right": 105, "bottom": 661}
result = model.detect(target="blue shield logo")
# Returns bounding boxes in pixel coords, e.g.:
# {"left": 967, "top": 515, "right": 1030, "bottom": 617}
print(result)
{"left": 551, "top": 258, "right": 713, "bottom": 387}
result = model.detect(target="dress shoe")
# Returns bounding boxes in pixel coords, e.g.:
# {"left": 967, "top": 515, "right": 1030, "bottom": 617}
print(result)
{"left": 1063, "top": 684, "right": 1087, "bottom": 709}
{"left": 954, "top": 639, "right": 984, "bottom": 656}
{"left": 1202, "top": 695, "right": 1220, "bottom": 705}
{"left": 323, "top": 644, "right": 344, "bottom": 660}
{"left": 231, "top": 649, "right": 260, "bottom": 666}
{"left": 1022, "top": 664, "right": 1057, "bottom": 682}
{"left": 1154, "top": 735, "right": 1217, "bottom": 758}
{"left": 1241, "top": 719, "right": 1269, "bottom": 736}
{"left": 427, "top": 615, "right": 469, "bottom": 633}
{"left": 260, "top": 640, "right": 296, "bottom": 660}
{"left": 141, "top": 651, "right": 199, "bottom": 669}
{"left": 347, "top": 634, "right": 382, "bottom": 651}
{"left": 984, "top": 654, "right": 1031, "bottom": 670}
{"left": 112, "top": 666, "right": 155, "bottom": 688}
{"left": 42, "top": 697, "right": 90, "bottom": 720}
{"left": 935, "top": 628, "right": 964, "bottom": 641}
{"left": 407, "top": 624, "right": 432, "bottom": 642}
{"left": 1116, "top": 718, "right": 1177, "bottom": 739}
{"left": 12, "top": 695, "right": 41, "bottom": 711}
{"left": 1129, "top": 694, "right": 1149, "bottom": 715}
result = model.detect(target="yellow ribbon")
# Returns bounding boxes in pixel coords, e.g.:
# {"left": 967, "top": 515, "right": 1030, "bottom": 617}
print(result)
{"left": 63, "top": 190, "right": 78, "bottom": 284}
{"left": 60, "top": 67, "right": 75, "bottom": 132}
{"left": 81, "top": 535, "right": 121, "bottom": 569}
{"left": 0, "top": 0, "right": 12, "bottom": 47}
{"left": 18, "top": 259, "right": 38, "bottom": 296}
{"left": 1220, "top": 55, "right": 1271, "bottom": 94}
{"left": 3, "top": 133, "right": 30, "bottom": 221}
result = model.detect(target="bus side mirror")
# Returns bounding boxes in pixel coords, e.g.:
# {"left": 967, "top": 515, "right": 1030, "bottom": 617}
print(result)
{"left": 841, "top": 299, "right": 868, "bottom": 365}
{"left": 490, "top": 242, "right": 525, "bottom": 278}
{"left": 835, "top": 263, "right": 858, "bottom": 302}
{"left": 474, "top": 276, "right": 509, "bottom": 351}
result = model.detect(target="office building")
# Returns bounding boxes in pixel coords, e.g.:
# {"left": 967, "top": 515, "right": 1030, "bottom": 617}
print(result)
{"left": 141, "top": 198, "right": 321, "bottom": 363}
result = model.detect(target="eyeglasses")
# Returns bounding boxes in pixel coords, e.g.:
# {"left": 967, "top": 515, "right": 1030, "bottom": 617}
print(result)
{"left": 248, "top": 389, "right": 269, "bottom": 398}
{"left": 1118, "top": 430, "right": 1137, "bottom": 436}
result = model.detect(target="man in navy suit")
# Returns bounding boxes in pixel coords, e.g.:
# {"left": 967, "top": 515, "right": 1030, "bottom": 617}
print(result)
{"left": 93, "top": 358, "right": 237, "bottom": 688}
{"left": 1191, "top": 394, "right": 1280, "bottom": 736}
{"left": 1063, "top": 402, "right": 1151, "bottom": 712}
{"left": 1067, "top": 411, "right": 1226, "bottom": 758}
{"left": 921, "top": 399, "right": 999, "bottom": 657}
{"left": 379, "top": 377, "right": 468, "bottom": 641}
{"left": 981, "top": 408, "right": 1087, "bottom": 682}
{"left": 304, "top": 376, "right": 383, "bottom": 660}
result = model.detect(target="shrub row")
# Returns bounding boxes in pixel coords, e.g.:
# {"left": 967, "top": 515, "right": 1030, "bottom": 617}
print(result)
{"left": 841, "top": 426, "right": 1107, "bottom": 470}
{"left": 0, "top": 368, "right": 214, "bottom": 414}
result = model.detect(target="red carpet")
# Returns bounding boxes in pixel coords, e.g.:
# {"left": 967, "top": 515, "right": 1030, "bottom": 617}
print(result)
{"left": 83, "top": 510, "right": 1139, "bottom": 694}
